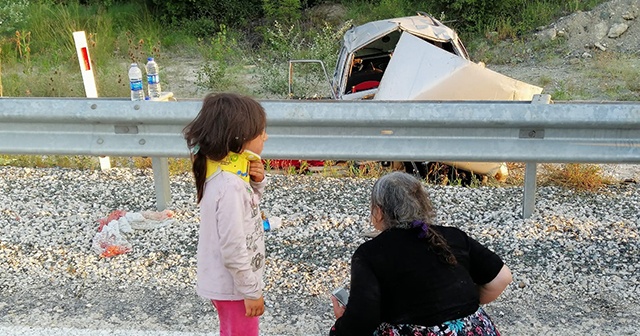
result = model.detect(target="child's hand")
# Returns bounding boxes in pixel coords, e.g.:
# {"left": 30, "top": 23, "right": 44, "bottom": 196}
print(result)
{"left": 244, "top": 296, "right": 265, "bottom": 317}
{"left": 249, "top": 160, "right": 265, "bottom": 182}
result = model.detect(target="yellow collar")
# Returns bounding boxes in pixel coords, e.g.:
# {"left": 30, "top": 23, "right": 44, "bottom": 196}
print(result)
{"left": 206, "top": 151, "right": 258, "bottom": 183}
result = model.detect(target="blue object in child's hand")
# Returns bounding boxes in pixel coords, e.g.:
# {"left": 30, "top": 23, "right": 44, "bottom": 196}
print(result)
{"left": 263, "top": 218, "right": 271, "bottom": 231}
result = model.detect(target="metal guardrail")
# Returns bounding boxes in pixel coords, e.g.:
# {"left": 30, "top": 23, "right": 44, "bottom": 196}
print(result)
{"left": 1, "top": 95, "right": 639, "bottom": 217}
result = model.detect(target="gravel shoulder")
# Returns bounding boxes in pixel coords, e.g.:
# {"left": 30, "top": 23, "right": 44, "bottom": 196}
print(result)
{"left": 1, "top": 166, "right": 639, "bottom": 335}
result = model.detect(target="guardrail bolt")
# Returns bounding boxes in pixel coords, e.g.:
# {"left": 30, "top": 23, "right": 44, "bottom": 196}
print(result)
{"left": 139, "top": 139, "right": 146, "bottom": 145}
{"left": 134, "top": 105, "right": 141, "bottom": 110}
{"left": 97, "top": 138, "right": 104, "bottom": 144}
{"left": 528, "top": 130, "right": 536, "bottom": 138}
{"left": 91, "top": 104, "right": 97, "bottom": 110}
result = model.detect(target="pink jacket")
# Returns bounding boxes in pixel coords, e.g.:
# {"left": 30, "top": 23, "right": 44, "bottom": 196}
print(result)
{"left": 196, "top": 170, "right": 267, "bottom": 300}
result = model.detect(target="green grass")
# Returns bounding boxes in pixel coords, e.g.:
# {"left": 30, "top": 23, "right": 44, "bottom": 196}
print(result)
{"left": 0, "top": 1, "right": 195, "bottom": 98}
{"left": 587, "top": 52, "right": 640, "bottom": 101}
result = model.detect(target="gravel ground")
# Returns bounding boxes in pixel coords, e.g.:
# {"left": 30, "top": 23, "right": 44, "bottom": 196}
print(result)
{"left": 1, "top": 166, "right": 639, "bottom": 335}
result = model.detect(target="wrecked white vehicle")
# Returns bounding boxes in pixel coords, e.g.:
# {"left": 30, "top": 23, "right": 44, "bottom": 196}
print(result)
{"left": 288, "top": 12, "right": 542, "bottom": 182}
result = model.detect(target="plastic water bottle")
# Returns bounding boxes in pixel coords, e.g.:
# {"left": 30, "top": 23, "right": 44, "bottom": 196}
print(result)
{"left": 145, "top": 57, "right": 162, "bottom": 100}
{"left": 128, "top": 63, "right": 144, "bottom": 101}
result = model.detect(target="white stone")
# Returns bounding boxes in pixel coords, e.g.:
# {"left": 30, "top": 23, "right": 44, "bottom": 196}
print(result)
{"left": 593, "top": 22, "right": 609, "bottom": 40}
{"left": 594, "top": 42, "right": 607, "bottom": 51}
{"left": 608, "top": 23, "right": 629, "bottom": 38}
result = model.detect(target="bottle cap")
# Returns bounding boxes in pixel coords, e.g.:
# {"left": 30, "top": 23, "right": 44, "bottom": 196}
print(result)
{"left": 147, "top": 57, "right": 154, "bottom": 61}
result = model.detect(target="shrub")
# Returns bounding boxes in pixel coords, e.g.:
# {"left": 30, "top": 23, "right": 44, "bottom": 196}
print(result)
{"left": 196, "top": 25, "right": 244, "bottom": 92}
{"left": 346, "top": 0, "right": 419, "bottom": 23}
{"left": 430, "top": 0, "right": 525, "bottom": 35}
{"left": 429, "top": 0, "right": 606, "bottom": 38}
{"left": 540, "top": 163, "right": 613, "bottom": 192}
{"left": 263, "top": 0, "right": 302, "bottom": 24}
{"left": 149, "top": 0, "right": 264, "bottom": 37}
{"left": 253, "top": 19, "right": 351, "bottom": 97}
{"left": 0, "top": 0, "right": 30, "bottom": 36}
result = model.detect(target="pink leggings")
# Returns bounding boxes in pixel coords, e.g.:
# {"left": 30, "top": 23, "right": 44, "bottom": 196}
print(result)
{"left": 212, "top": 300, "right": 259, "bottom": 336}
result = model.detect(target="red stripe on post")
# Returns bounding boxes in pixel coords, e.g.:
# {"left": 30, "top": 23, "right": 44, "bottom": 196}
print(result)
{"left": 81, "top": 47, "right": 91, "bottom": 71}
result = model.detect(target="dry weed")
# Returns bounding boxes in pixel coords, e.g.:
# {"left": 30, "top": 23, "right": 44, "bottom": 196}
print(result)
{"left": 496, "top": 162, "right": 614, "bottom": 192}
{"left": 539, "top": 163, "right": 614, "bottom": 191}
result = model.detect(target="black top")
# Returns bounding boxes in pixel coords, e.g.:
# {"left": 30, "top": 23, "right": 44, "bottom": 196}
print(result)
{"left": 330, "top": 225, "right": 504, "bottom": 336}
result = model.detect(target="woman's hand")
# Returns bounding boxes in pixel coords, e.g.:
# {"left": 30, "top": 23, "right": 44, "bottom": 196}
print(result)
{"left": 331, "top": 296, "right": 346, "bottom": 319}
{"left": 249, "top": 160, "right": 265, "bottom": 182}
{"left": 244, "top": 296, "right": 265, "bottom": 317}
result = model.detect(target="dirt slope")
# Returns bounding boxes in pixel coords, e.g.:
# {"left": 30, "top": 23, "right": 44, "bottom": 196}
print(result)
{"left": 539, "top": 0, "right": 640, "bottom": 54}
{"left": 485, "top": 0, "right": 640, "bottom": 101}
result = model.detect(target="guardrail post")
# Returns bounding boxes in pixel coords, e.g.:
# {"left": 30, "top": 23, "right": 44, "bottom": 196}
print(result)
{"left": 521, "top": 94, "right": 552, "bottom": 218}
{"left": 522, "top": 162, "right": 537, "bottom": 218}
{"left": 152, "top": 157, "right": 171, "bottom": 210}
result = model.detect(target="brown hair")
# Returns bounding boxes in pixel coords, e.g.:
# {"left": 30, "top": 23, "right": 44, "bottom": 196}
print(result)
{"left": 371, "top": 171, "right": 457, "bottom": 266}
{"left": 183, "top": 93, "right": 266, "bottom": 203}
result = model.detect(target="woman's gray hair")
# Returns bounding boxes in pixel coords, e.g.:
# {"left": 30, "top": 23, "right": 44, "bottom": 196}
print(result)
{"left": 371, "top": 171, "right": 436, "bottom": 230}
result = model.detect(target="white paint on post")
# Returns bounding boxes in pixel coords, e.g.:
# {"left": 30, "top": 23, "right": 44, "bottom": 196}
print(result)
{"left": 73, "top": 31, "right": 111, "bottom": 170}
{"left": 72, "top": 31, "right": 98, "bottom": 98}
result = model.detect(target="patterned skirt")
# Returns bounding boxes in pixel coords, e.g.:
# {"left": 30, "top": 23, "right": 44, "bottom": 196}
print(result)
{"left": 373, "top": 307, "right": 501, "bottom": 336}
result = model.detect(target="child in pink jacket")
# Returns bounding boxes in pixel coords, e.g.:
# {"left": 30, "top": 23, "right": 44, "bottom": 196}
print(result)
{"left": 183, "top": 92, "right": 269, "bottom": 335}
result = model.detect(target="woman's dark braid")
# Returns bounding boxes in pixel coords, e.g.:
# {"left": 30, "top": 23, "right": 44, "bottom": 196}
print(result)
{"left": 412, "top": 182, "right": 457, "bottom": 266}
{"left": 425, "top": 228, "right": 457, "bottom": 266}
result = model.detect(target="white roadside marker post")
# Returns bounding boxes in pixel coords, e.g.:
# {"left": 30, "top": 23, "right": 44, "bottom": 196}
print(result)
{"left": 73, "top": 31, "right": 111, "bottom": 170}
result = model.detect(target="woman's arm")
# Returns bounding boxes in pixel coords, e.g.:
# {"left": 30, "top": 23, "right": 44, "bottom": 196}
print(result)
{"left": 330, "top": 248, "right": 382, "bottom": 336}
{"left": 478, "top": 264, "right": 512, "bottom": 304}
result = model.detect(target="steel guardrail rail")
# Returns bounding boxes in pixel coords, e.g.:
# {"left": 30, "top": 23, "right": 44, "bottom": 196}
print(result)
{"left": 1, "top": 96, "right": 639, "bottom": 217}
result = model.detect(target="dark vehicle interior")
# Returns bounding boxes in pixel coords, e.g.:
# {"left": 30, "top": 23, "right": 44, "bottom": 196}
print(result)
{"left": 344, "top": 31, "right": 457, "bottom": 95}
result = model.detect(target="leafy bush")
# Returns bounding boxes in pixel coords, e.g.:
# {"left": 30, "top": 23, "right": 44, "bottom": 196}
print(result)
{"left": 263, "top": 0, "right": 301, "bottom": 23}
{"left": 430, "top": 0, "right": 524, "bottom": 34}
{"left": 346, "top": 0, "right": 421, "bottom": 23}
{"left": 252, "top": 19, "right": 351, "bottom": 97}
{"left": 430, "top": 0, "right": 606, "bottom": 38}
{"left": 54, "top": 0, "right": 133, "bottom": 5}
{"left": 149, "top": 0, "right": 264, "bottom": 37}
{"left": 0, "top": 0, "right": 30, "bottom": 36}
{"left": 196, "top": 25, "right": 243, "bottom": 92}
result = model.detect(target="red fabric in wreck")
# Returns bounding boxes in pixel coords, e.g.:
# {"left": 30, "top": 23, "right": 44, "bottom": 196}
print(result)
{"left": 352, "top": 80, "right": 380, "bottom": 92}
